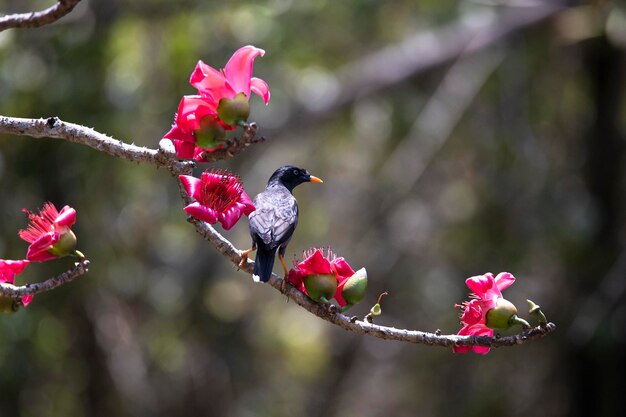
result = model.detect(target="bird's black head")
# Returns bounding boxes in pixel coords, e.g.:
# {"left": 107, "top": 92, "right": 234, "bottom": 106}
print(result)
{"left": 267, "top": 165, "right": 323, "bottom": 192}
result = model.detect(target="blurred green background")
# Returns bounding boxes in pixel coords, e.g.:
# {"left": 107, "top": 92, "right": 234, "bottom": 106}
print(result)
{"left": 1, "top": 0, "right": 625, "bottom": 416}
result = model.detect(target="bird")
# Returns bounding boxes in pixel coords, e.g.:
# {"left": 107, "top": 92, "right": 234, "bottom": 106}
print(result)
{"left": 240, "top": 165, "right": 323, "bottom": 283}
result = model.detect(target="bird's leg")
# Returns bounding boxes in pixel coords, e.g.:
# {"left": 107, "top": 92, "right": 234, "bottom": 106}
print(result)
{"left": 238, "top": 246, "right": 256, "bottom": 269}
{"left": 278, "top": 253, "right": 290, "bottom": 292}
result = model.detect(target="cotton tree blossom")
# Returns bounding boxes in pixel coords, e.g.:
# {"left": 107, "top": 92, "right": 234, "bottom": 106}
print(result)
{"left": 190, "top": 45, "right": 270, "bottom": 126}
{"left": 0, "top": 259, "right": 32, "bottom": 309}
{"left": 179, "top": 170, "right": 255, "bottom": 230}
{"left": 164, "top": 95, "right": 231, "bottom": 160}
{"left": 164, "top": 45, "right": 270, "bottom": 159}
{"left": 287, "top": 248, "right": 366, "bottom": 309}
{"left": 19, "top": 203, "right": 77, "bottom": 262}
{"left": 454, "top": 272, "right": 518, "bottom": 355}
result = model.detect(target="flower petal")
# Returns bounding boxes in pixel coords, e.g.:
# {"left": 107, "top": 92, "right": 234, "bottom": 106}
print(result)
{"left": 298, "top": 249, "right": 332, "bottom": 275}
{"left": 466, "top": 273, "right": 499, "bottom": 300}
{"left": 190, "top": 60, "right": 235, "bottom": 99}
{"left": 55, "top": 206, "right": 76, "bottom": 228}
{"left": 22, "top": 295, "right": 33, "bottom": 307}
{"left": 331, "top": 257, "right": 355, "bottom": 283}
{"left": 180, "top": 95, "right": 218, "bottom": 118}
{"left": 333, "top": 288, "right": 348, "bottom": 307}
{"left": 183, "top": 202, "right": 218, "bottom": 224}
{"left": 224, "top": 45, "right": 265, "bottom": 96}
{"left": 287, "top": 269, "right": 306, "bottom": 293}
{"left": 460, "top": 299, "right": 484, "bottom": 326}
{"left": 218, "top": 205, "right": 244, "bottom": 230}
{"left": 179, "top": 175, "right": 202, "bottom": 199}
{"left": 0, "top": 259, "right": 30, "bottom": 277}
{"left": 172, "top": 140, "right": 198, "bottom": 159}
{"left": 494, "top": 272, "right": 516, "bottom": 292}
{"left": 237, "top": 191, "right": 256, "bottom": 216}
{"left": 453, "top": 324, "right": 494, "bottom": 354}
{"left": 26, "top": 233, "right": 59, "bottom": 262}
{"left": 164, "top": 125, "right": 193, "bottom": 142}
{"left": 250, "top": 77, "right": 270, "bottom": 104}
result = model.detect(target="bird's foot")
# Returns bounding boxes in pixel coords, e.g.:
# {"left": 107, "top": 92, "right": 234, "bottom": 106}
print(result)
{"left": 237, "top": 255, "right": 247, "bottom": 269}
{"left": 238, "top": 248, "right": 254, "bottom": 269}
{"left": 280, "top": 278, "right": 288, "bottom": 294}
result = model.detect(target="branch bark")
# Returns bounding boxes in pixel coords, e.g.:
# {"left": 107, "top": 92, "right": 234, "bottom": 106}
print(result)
{"left": 0, "top": 259, "right": 90, "bottom": 297}
{"left": 0, "top": 115, "right": 194, "bottom": 175}
{"left": 0, "top": 0, "right": 82, "bottom": 32}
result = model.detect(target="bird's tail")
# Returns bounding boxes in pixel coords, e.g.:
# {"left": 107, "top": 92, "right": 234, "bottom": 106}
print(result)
{"left": 253, "top": 245, "right": 276, "bottom": 283}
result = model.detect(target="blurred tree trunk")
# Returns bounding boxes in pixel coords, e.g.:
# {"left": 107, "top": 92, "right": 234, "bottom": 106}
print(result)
{"left": 570, "top": 35, "right": 625, "bottom": 417}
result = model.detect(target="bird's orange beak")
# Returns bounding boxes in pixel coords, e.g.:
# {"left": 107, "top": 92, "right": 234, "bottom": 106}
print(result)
{"left": 309, "top": 175, "right": 323, "bottom": 183}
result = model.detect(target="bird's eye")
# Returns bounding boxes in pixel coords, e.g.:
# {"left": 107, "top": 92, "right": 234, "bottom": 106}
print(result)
{"left": 292, "top": 169, "right": 300, "bottom": 176}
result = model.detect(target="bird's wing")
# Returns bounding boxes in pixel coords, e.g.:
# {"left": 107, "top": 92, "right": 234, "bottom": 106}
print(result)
{"left": 249, "top": 191, "right": 298, "bottom": 250}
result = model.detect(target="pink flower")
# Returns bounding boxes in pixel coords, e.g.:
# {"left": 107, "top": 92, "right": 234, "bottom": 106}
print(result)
{"left": 164, "top": 46, "right": 270, "bottom": 159}
{"left": 287, "top": 248, "right": 356, "bottom": 307}
{"left": 179, "top": 170, "right": 255, "bottom": 230}
{"left": 164, "top": 95, "right": 233, "bottom": 160}
{"left": 0, "top": 259, "right": 32, "bottom": 307}
{"left": 453, "top": 272, "right": 516, "bottom": 355}
{"left": 19, "top": 203, "right": 77, "bottom": 262}
{"left": 190, "top": 45, "right": 270, "bottom": 111}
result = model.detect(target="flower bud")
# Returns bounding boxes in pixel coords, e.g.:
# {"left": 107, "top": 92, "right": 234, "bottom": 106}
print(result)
{"left": 303, "top": 273, "right": 337, "bottom": 303}
{"left": 485, "top": 298, "right": 518, "bottom": 329}
{"left": 370, "top": 303, "right": 382, "bottom": 317}
{"left": 341, "top": 267, "right": 368, "bottom": 306}
{"left": 0, "top": 296, "right": 18, "bottom": 314}
{"left": 217, "top": 93, "right": 250, "bottom": 126}
{"left": 194, "top": 116, "right": 226, "bottom": 149}
{"left": 47, "top": 229, "right": 77, "bottom": 258}
{"left": 527, "top": 299, "right": 547, "bottom": 324}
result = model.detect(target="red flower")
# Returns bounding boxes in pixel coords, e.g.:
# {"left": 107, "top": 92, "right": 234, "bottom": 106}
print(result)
{"left": 453, "top": 272, "right": 516, "bottom": 354}
{"left": 190, "top": 45, "right": 270, "bottom": 114}
{"left": 164, "top": 95, "right": 233, "bottom": 161}
{"left": 287, "top": 248, "right": 356, "bottom": 307}
{"left": 19, "top": 203, "right": 77, "bottom": 262}
{"left": 179, "top": 170, "right": 255, "bottom": 230}
{"left": 0, "top": 259, "right": 32, "bottom": 307}
{"left": 164, "top": 46, "right": 270, "bottom": 160}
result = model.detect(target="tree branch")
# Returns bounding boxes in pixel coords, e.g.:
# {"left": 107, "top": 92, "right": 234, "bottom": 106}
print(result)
{"left": 0, "top": 0, "right": 82, "bottom": 32}
{"left": 2, "top": 114, "right": 556, "bottom": 350}
{"left": 187, "top": 216, "right": 556, "bottom": 350}
{"left": 0, "top": 259, "right": 90, "bottom": 297}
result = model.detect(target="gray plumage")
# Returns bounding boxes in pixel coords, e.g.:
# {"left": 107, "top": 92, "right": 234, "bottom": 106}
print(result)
{"left": 248, "top": 166, "right": 322, "bottom": 283}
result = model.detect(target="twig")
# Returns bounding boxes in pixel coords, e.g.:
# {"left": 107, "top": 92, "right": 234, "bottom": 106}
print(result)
{"left": 198, "top": 123, "right": 265, "bottom": 163}
{"left": 0, "top": 0, "right": 82, "bottom": 32}
{"left": 0, "top": 259, "right": 90, "bottom": 297}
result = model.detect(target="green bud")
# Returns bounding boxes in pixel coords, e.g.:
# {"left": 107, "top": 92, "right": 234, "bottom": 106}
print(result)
{"left": 0, "top": 296, "right": 19, "bottom": 314}
{"left": 194, "top": 116, "right": 226, "bottom": 149}
{"left": 303, "top": 274, "right": 337, "bottom": 303}
{"left": 48, "top": 229, "right": 77, "bottom": 258}
{"left": 486, "top": 298, "right": 518, "bottom": 329}
{"left": 527, "top": 299, "right": 547, "bottom": 324}
{"left": 370, "top": 303, "right": 382, "bottom": 316}
{"left": 217, "top": 93, "right": 250, "bottom": 126}
{"left": 341, "top": 268, "right": 368, "bottom": 305}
